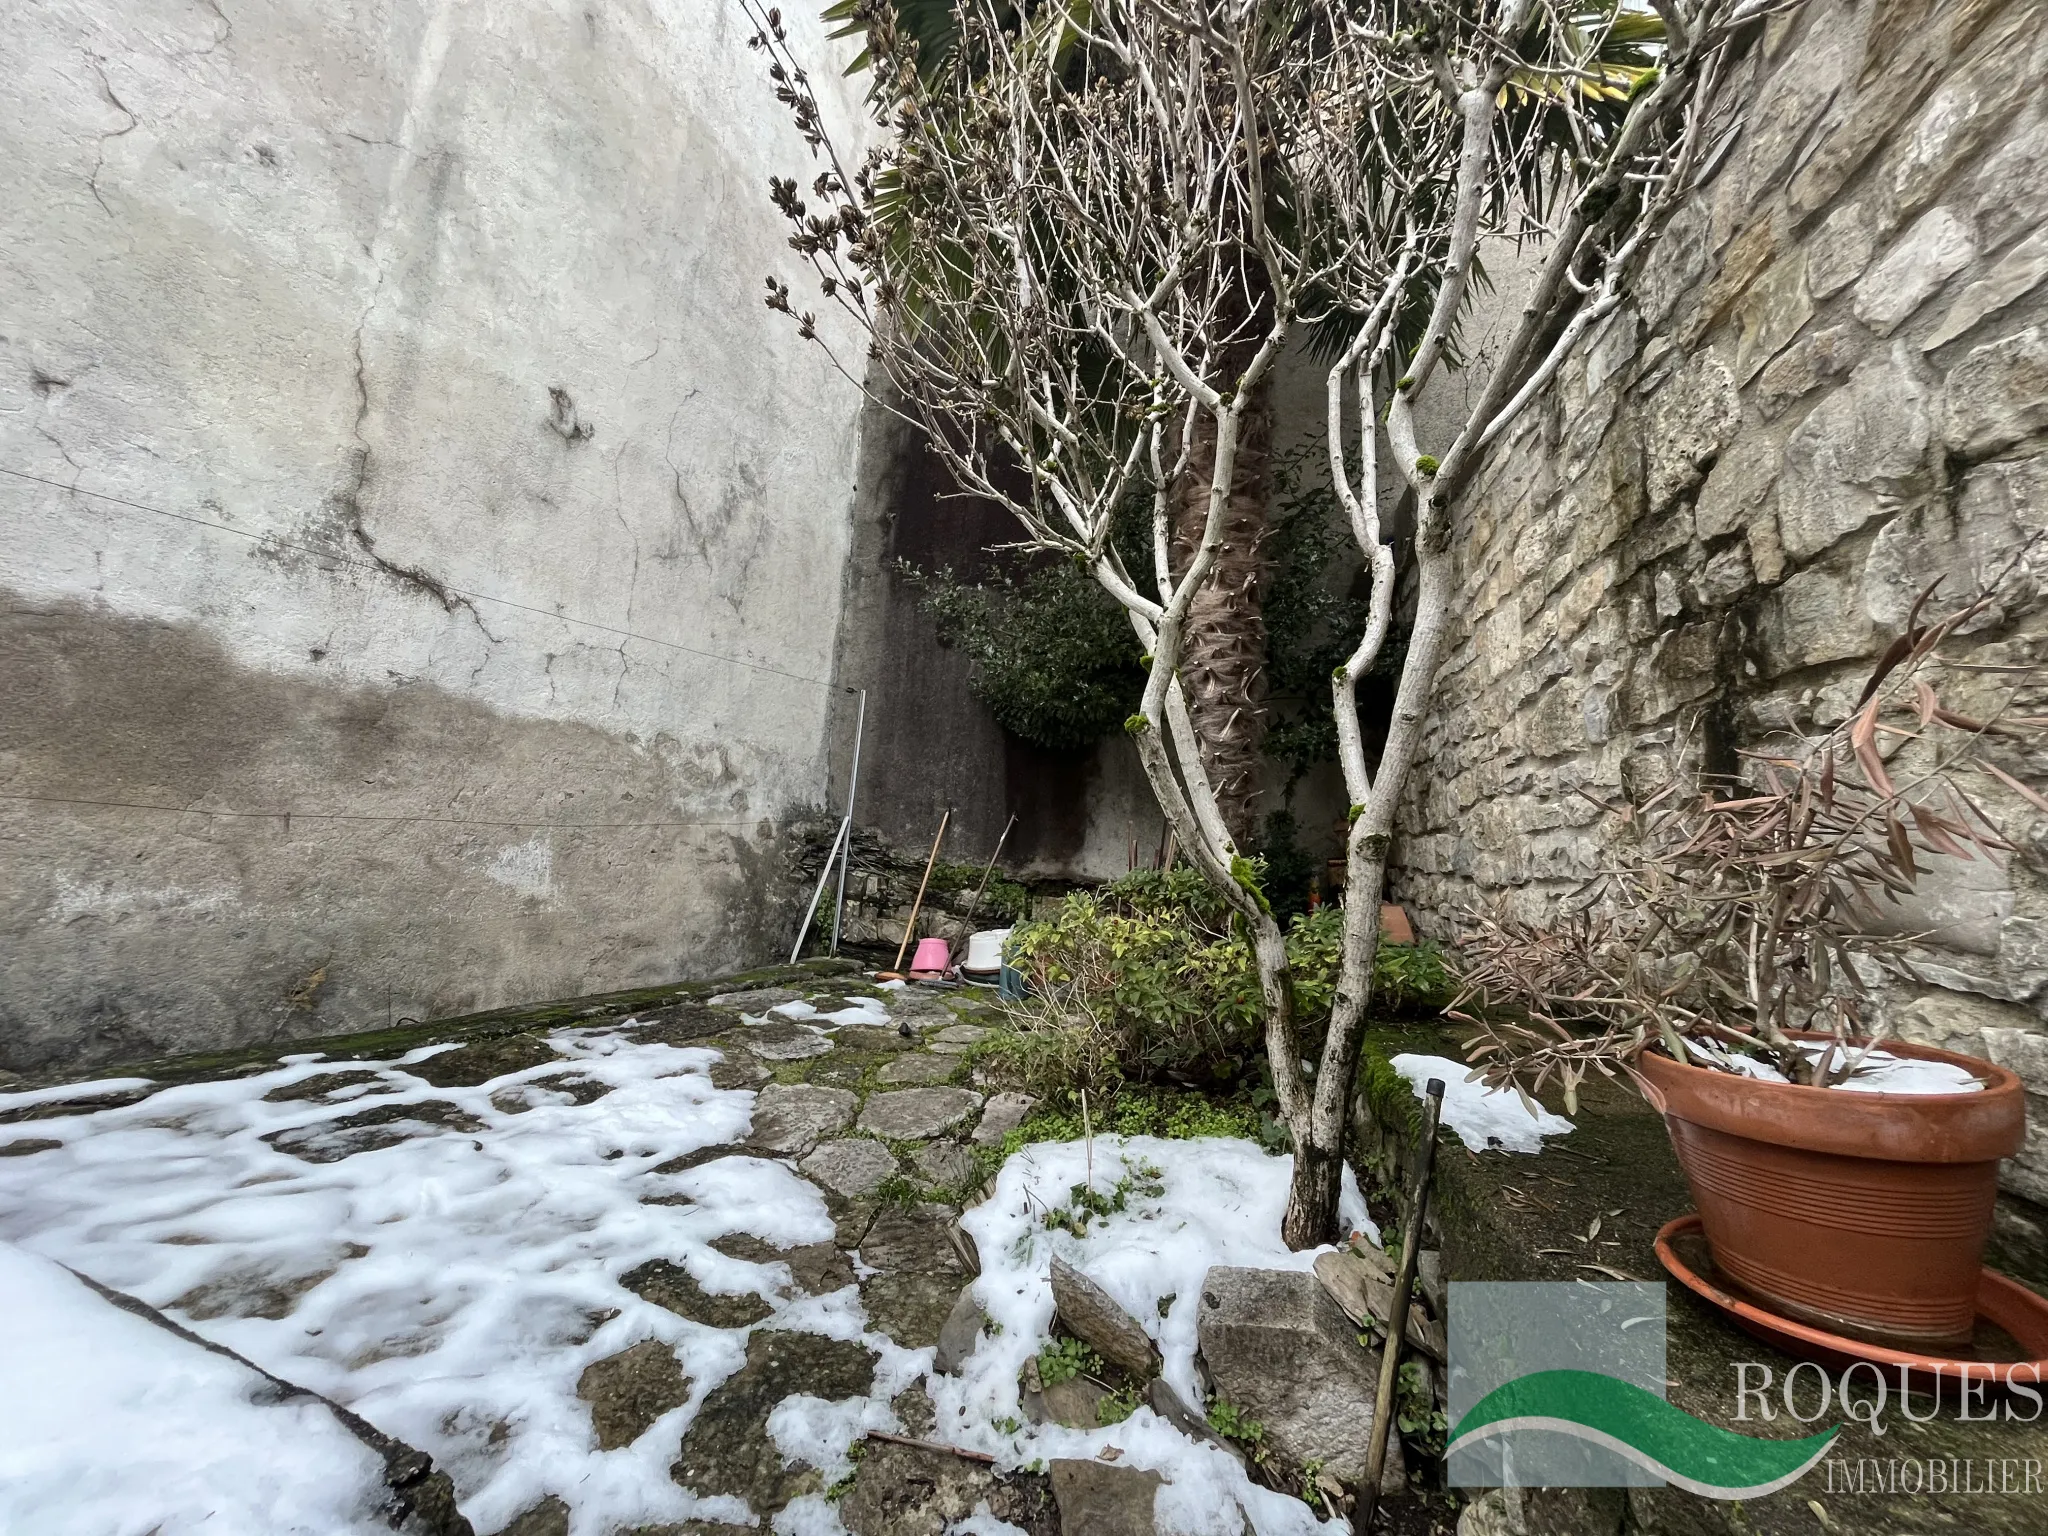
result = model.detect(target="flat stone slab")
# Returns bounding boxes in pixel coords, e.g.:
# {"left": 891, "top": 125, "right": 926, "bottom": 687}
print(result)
{"left": 1050, "top": 1458, "right": 1163, "bottom": 1536}
{"left": 578, "top": 1338, "right": 692, "bottom": 1450}
{"left": 623, "top": 1259, "right": 774, "bottom": 1330}
{"left": 671, "top": 1329, "right": 877, "bottom": 1514}
{"left": 925, "top": 1024, "right": 990, "bottom": 1055}
{"left": 860, "top": 1204, "right": 969, "bottom": 1275}
{"left": 876, "top": 1054, "right": 958, "bottom": 1086}
{"left": 857, "top": 1087, "right": 982, "bottom": 1140}
{"left": 742, "top": 1022, "right": 833, "bottom": 1062}
{"left": 837, "top": 1437, "right": 1056, "bottom": 1536}
{"left": 262, "top": 1100, "right": 484, "bottom": 1164}
{"left": 709, "top": 1233, "right": 855, "bottom": 1296}
{"left": 704, "top": 987, "right": 803, "bottom": 1011}
{"left": 799, "top": 1138, "right": 900, "bottom": 1199}
{"left": 407, "top": 1034, "right": 563, "bottom": 1088}
{"left": 971, "top": 1091, "right": 1038, "bottom": 1146}
{"left": 859, "top": 1271, "right": 963, "bottom": 1350}
{"left": 747, "top": 1083, "right": 855, "bottom": 1154}
{"left": 912, "top": 1140, "right": 973, "bottom": 1190}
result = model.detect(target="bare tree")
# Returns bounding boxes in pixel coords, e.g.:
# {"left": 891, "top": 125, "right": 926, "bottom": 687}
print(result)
{"left": 747, "top": 0, "right": 1797, "bottom": 1245}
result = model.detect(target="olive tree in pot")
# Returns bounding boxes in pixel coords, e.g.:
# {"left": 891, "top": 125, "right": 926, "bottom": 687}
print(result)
{"left": 745, "top": 0, "right": 1795, "bottom": 1246}
{"left": 1457, "top": 589, "right": 2043, "bottom": 1349}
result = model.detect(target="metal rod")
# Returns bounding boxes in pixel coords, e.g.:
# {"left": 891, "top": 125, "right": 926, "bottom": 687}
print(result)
{"left": 789, "top": 814, "right": 850, "bottom": 964}
{"left": 963, "top": 813, "right": 1017, "bottom": 923}
{"left": 1357, "top": 1077, "right": 1445, "bottom": 1532}
{"left": 892, "top": 808, "right": 951, "bottom": 971}
{"left": 829, "top": 687, "right": 867, "bottom": 955}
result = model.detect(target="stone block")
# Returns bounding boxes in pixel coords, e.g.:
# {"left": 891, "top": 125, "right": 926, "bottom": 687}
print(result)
{"left": 971, "top": 1090, "right": 1039, "bottom": 1146}
{"left": 1757, "top": 563, "right": 1873, "bottom": 676}
{"left": 1754, "top": 324, "right": 1866, "bottom": 419}
{"left": 857, "top": 1088, "right": 983, "bottom": 1140}
{"left": 1923, "top": 227, "right": 2048, "bottom": 351}
{"left": 1734, "top": 252, "right": 1814, "bottom": 382}
{"left": 1807, "top": 201, "right": 1877, "bottom": 299}
{"left": 1692, "top": 543, "right": 1755, "bottom": 609}
{"left": 1943, "top": 324, "right": 2048, "bottom": 460}
{"left": 1853, "top": 206, "right": 1977, "bottom": 337}
{"left": 1777, "top": 346, "right": 1933, "bottom": 561}
{"left": 1195, "top": 1266, "right": 1403, "bottom": 1495}
{"left": 1887, "top": 11, "right": 2041, "bottom": 220}
{"left": 1643, "top": 352, "right": 1740, "bottom": 516}
{"left": 800, "top": 1138, "right": 900, "bottom": 1199}
{"left": 1051, "top": 1255, "right": 1163, "bottom": 1378}
{"left": 747, "top": 1083, "right": 857, "bottom": 1155}
{"left": 1048, "top": 1458, "right": 1163, "bottom": 1536}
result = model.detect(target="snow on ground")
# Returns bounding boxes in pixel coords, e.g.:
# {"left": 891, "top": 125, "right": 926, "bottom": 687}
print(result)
{"left": 0, "top": 1241, "right": 392, "bottom": 1535}
{"left": 1, "top": 1003, "right": 1374, "bottom": 1536}
{"left": 930, "top": 1135, "right": 1374, "bottom": 1536}
{"left": 1389, "top": 1053, "right": 1575, "bottom": 1154}
{"left": 0, "top": 1030, "right": 833, "bottom": 1535}
{"left": 1685, "top": 1037, "right": 1986, "bottom": 1093}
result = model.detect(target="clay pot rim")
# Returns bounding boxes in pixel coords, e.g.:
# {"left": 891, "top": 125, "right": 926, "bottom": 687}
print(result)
{"left": 1642, "top": 1029, "right": 2021, "bottom": 1102}
{"left": 1636, "top": 1030, "right": 2025, "bottom": 1163}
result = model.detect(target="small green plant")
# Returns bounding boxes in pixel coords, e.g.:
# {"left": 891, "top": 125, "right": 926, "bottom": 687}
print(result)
{"left": 1097, "top": 1387, "right": 1139, "bottom": 1426}
{"left": 1300, "top": 1458, "right": 1338, "bottom": 1517}
{"left": 1396, "top": 1359, "right": 1448, "bottom": 1453}
{"left": 1036, "top": 1335, "right": 1103, "bottom": 1386}
{"left": 1041, "top": 1158, "right": 1164, "bottom": 1235}
{"left": 992, "top": 1414, "right": 1021, "bottom": 1435}
{"left": 1206, "top": 1397, "right": 1269, "bottom": 1465}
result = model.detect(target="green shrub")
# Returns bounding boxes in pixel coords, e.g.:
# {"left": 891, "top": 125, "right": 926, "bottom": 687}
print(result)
{"left": 996, "top": 867, "right": 1456, "bottom": 1094}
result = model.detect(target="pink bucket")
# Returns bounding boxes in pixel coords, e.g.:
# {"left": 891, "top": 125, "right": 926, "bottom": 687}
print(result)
{"left": 910, "top": 936, "right": 952, "bottom": 973}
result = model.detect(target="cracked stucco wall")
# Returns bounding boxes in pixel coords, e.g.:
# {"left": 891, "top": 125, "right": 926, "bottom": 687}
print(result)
{"left": 0, "top": 0, "right": 873, "bottom": 1068}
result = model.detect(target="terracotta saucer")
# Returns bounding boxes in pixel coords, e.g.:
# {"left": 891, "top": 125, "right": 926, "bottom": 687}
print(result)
{"left": 1656, "top": 1213, "right": 2048, "bottom": 1394}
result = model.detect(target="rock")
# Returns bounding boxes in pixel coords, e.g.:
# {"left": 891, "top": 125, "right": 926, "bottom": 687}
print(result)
{"left": 622, "top": 1259, "right": 774, "bottom": 1329}
{"left": 1049, "top": 1459, "right": 1162, "bottom": 1536}
{"left": 932, "top": 1283, "right": 985, "bottom": 1374}
{"left": 862, "top": 1271, "right": 966, "bottom": 1350}
{"left": 925, "top": 1024, "right": 990, "bottom": 1055}
{"left": 496, "top": 1495, "right": 571, "bottom": 1536}
{"left": 263, "top": 1100, "right": 485, "bottom": 1163}
{"left": 1196, "top": 1266, "right": 1404, "bottom": 1495}
{"left": 1757, "top": 563, "right": 1872, "bottom": 676}
{"left": 1311, "top": 1251, "right": 1440, "bottom": 1360}
{"left": 747, "top": 1083, "right": 856, "bottom": 1154}
{"left": 0, "top": 1138, "right": 62, "bottom": 1157}
{"left": 1691, "top": 433, "right": 1779, "bottom": 542}
{"left": 490, "top": 1072, "right": 612, "bottom": 1113}
{"left": 800, "top": 1139, "right": 901, "bottom": 1198}
{"left": 861, "top": 1204, "right": 969, "bottom": 1274}
{"left": 912, "top": 1140, "right": 973, "bottom": 1190}
{"left": 1854, "top": 206, "right": 1977, "bottom": 337}
{"left": 837, "top": 1437, "right": 1057, "bottom": 1536}
{"left": 670, "top": 1330, "right": 877, "bottom": 1513}
{"left": 1143, "top": 1377, "right": 1243, "bottom": 1465}
{"left": 891, "top": 1383, "right": 937, "bottom": 1438}
{"left": 971, "top": 1091, "right": 1038, "bottom": 1146}
{"left": 406, "top": 1033, "right": 563, "bottom": 1088}
{"left": 743, "top": 1022, "right": 833, "bottom": 1062}
{"left": 709, "top": 1233, "right": 856, "bottom": 1296}
{"left": 1050, "top": 1257, "right": 1162, "bottom": 1378}
{"left": 1924, "top": 228, "right": 2048, "bottom": 351}
{"left": 705, "top": 988, "right": 803, "bottom": 1010}
{"left": 1733, "top": 252, "right": 1812, "bottom": 382}
{"left": 577, "top": 1339, "right": 692, "bottom": 1450}
{"left": 858, "top": 1088, "right": 982, "bottom": 1140}
{"left": 708, "top": 1059, "right": 769, "bottom": 1091}
{"left": 1806, "top": 200, "right": 1876, "bottom": 299}
{"left": 1417, "top": 1250, "right": 1446, "bottom": 1318}
{"left": 1944, "top": 324, "right": 2048, "bottom": 461}
{"left": 262, "top": 1069, "right": 385, "bottom": 1104}
{"left": 171, "top": 1247, "right": 365, "bottom": 1321}
{"left": 1022, "top": 1357, "right": 1112, "bottom": 1429}
{"left": 1776, "top": 346, "right": 1933, "bottom": 562}
{"left": 1642, "top": 351, "right": 1739, "bottom": 515}
{"left": 877, "top": 1054, "right": 958, "bottom": 1086}
{"left": 1457, "top": 1486, "right": 1628, "bottom": 1536}
{"left": 1754, "top": 323, "right": 1865, "bottom": 418}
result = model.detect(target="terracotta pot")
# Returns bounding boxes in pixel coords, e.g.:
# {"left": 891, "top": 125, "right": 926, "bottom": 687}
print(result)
{"left": 1636, "top": 1035, "right": 2025, "bottom": 1350}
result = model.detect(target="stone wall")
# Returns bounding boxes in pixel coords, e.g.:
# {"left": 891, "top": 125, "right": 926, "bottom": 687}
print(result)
{"left": 0, "top": 0, "right": 872, "bottom": 1068}
{"left": 1391, "top": 0, "right": 2048, "bottom": 1200}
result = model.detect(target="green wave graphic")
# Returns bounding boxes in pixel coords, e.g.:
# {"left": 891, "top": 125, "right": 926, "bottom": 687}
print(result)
{"left": 1448, "top": 1370, "right": 1837, "bottom": 1500}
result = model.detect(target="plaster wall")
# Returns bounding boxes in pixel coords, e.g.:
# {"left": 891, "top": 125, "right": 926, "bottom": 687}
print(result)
{"left": 1391, "top": 0, "right": 2048, "bottom": 1197}
{"left": 0, "top": 0, "right": 872, "bottom": 1068}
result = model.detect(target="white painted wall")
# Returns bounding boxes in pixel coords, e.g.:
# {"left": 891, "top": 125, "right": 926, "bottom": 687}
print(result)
{"left": 0, "top": 0, "right": 876, "bottom": 1066}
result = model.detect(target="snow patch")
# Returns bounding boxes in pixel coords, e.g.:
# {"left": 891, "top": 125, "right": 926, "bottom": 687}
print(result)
{"left": 0, "top": 1242, "right": 390, "bottom": 1535}
{"left": 1389, "top": 1054, "right": 1575, "bottom": 1154}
